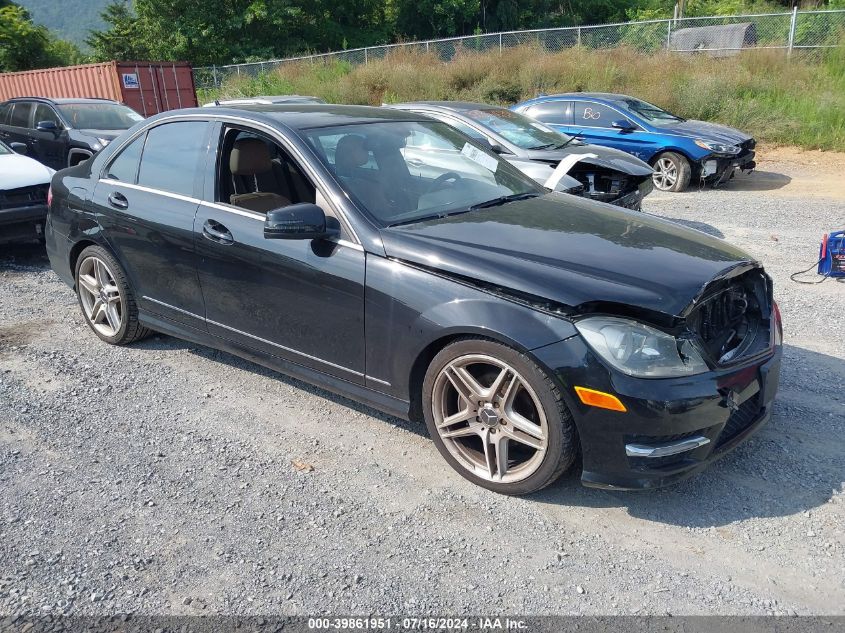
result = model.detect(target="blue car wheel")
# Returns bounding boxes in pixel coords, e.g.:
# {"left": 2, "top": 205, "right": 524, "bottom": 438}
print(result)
{"left": 653, "top": 151, "right": 692, "bottom": 192}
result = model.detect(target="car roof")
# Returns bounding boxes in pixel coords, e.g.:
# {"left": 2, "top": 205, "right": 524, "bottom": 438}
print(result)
{"left": 390, "top": 101, "right": 503, "bottom": 112}
{"left": 175, "top": 103, "right": 431, "bottom": 130}
{"left": 4, "top": 97, "right": 121, "bottom": 105}
{"left": 215, "top": 95, "right": 325, "bottom": 104}
{"left": 525, "top": 93, "right": 637, "bottom": 103}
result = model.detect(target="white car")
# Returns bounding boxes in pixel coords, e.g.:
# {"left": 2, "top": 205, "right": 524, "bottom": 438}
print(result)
{"left": 0, "top": 140, "right": 55, "bottom": 244}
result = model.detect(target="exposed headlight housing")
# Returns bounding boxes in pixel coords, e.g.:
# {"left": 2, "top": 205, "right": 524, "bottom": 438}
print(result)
{"left": 694, "top": 138, "right": 740, "bottom": 154}
{"left": 575, "top": 316, "right": 708, "bottom": 378}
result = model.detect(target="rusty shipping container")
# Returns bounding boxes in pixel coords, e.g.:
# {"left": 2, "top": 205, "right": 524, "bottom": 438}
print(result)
{"left": 0, "top": 61, "right": 198, "bottom": 116}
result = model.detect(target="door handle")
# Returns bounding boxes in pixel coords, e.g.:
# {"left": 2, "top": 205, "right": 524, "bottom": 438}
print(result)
{"left": 202, "top": 219, "right": 234, "bottom": 245}
{"left": 107, "top": 192, "right": 129, "bottom": 209}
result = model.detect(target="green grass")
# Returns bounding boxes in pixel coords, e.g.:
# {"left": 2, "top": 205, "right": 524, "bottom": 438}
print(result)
{"left": 199, "top": 45, "right": 845, "bottom": 151}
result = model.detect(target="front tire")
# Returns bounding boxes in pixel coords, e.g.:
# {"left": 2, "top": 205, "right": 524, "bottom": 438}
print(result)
{"left": 75, "top": 245, "right": 150, "bottom": 345}
{"left": 422, "top": 338, "right": 578, "bottom": 495}
{"left": 652, "top": 151, "right": 691, "bottom": 192}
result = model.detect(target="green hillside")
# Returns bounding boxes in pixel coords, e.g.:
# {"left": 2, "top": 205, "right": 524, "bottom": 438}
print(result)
{"left": 17, "top": 0, "right": 110, "bottom": 47}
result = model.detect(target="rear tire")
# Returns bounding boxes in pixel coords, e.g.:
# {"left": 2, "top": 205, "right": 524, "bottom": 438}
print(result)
{"left": 74, "top": 245, "right": 150, "bottom": 345}
{"left": 422, "top": 338, "right": 578, "bottom": 495}
{"left": 652, "top": 151, "right": 691, "bottom": 192}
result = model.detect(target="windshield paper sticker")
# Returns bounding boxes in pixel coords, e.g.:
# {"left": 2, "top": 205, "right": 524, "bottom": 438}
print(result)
{"left": 461, "top": 143, "right": 499, "bottom": 173}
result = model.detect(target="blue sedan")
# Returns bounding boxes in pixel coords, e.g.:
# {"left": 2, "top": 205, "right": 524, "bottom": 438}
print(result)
{"left": 512, "top": 93, "right": 756, "bottom": 192}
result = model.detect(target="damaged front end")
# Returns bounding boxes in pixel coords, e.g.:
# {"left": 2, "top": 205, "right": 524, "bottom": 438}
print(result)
{"left": 698, "top": 138, "right": 757, "bottom": 187}
{"left": 567, "top": 163, "right": 654, "bottom": 210}
{"left": 538, "top": 157, "right": 654, "bottom": 210}
{"left": 685, "top": 266, "right": 776, "bottom": 366}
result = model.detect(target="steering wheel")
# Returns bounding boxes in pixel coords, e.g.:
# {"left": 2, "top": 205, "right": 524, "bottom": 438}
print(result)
{"left": 425, "top": 171, "right": 462, "bottom": 195}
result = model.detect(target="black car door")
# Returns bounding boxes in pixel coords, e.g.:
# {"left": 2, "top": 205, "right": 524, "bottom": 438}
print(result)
{"left": 0, "top": 102, "right": 33, "bottom": 149}
{"left": 31, "top": 103, "right": 67, "bottom": 170}
{"left": 93, "top": 119, "right": 213, "bottom": 330}
{"left": 193, "top": 122, "right": 366, "bottom": 384}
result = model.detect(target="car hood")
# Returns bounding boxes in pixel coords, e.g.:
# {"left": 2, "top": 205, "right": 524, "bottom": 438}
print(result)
{"left": 0, "top": 153, "right": 54, "bottom": 189}
{"left": 75, "top": 129, "right": 124, "bottom": 144}
{"left": 658, "top": 120, "right": 753, "bottom": 145}
{"left": 525, "top": 144, "right": 654, "bottom": 178}
{"left": 380, "top": 193, "right": 757, "bottom": 319}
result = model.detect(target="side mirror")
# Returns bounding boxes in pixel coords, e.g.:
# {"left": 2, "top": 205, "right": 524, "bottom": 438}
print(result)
{"left": 611, "top": 119, "right": 635, "bottom": 132}
{"left": 264, "top": 203, "right": 327, "bottom": 240}
{"left": 9, "top": 142, "right": 28, "bottom": 155}
{"left": 36, "top": 120, "right": 59, "bottom": 135}
{"left": 476, "top": 137, "right": 505, "bottom": 154}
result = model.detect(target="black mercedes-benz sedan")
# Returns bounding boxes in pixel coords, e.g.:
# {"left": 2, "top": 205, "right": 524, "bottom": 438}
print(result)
{"left": 45, "top": 104, "right": 782, "bottom": 495}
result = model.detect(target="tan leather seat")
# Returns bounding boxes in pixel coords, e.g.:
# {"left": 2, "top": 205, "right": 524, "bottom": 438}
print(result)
{"left": 335, "top": 135, "right": 370, "bottom": 177}
{"left": 229, "top": 138, "right": 290, "bottom": 212}
{"left": 334, "top": 135, "right": 391, "bottom": 213}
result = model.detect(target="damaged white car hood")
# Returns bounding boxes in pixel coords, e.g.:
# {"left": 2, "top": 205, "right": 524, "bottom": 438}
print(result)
{"left": 0, "top": 153, "right": 54, "bottom": 190}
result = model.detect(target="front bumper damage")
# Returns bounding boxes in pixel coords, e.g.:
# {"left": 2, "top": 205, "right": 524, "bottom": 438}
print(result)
{"left": 699, "top": 142, "right": 756, "bottom": 186}
{"left": 543, "top": 153, "right": 653, "bottom": 210}
{"left": 534, "top": 334, "right": 781, "bottom": 490}
{"left": 0, "top": 204, "right": 48, "bottom": 244}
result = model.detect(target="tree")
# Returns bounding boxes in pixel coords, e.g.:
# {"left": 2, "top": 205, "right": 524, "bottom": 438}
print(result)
{"left": 395, "top": 0, "right": 480, "bottom": 39}
{"left": 87, "top": 1, "right": 153, "bottom": 62}
{"left": 0, "top": 2, "right": 83, "bottom": 72}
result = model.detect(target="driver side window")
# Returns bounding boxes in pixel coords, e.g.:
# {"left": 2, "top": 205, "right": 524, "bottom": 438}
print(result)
{"left": 33, "top": 104, "right": 61, "bottom": 128}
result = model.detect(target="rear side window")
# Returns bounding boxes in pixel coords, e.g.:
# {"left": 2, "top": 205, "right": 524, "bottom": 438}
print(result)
{"left": 572, "top": 101, "right": 626, "bottom": 128}
{"left": 525, "top": 102, "right": 571, "bottom": 125}
{"left": 106, "top": 134, "right": 145, "bottom": 183}
{"left": 9, "top": 103, "right": 32, "bottom": 128}
{"left": 137, "top": 121, "right": 210, "bottom": 197}
{"left": 0, "top": 103, "right": 11, "bottom": 125}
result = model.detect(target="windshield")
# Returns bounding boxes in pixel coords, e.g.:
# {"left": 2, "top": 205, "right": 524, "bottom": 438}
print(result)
{"left": 57, "top": 103, "right": 144, "bottom": 130}
{"left": 0, "top": 141, "right": 11, "bottom": 155}
{"left": 304, "top": 120, "right": 543, "bottom": 226}
{"left": 615, "top": 98, "right": 684, "bottom": 124}
{"left": 462, "top": 107, "right": 575, "bottom": 150}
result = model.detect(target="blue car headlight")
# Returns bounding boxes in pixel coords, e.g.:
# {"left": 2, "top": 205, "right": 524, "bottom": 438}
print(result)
{"left": 694, "top": 138, "right": 740, "bottom": 154}
{"left": 575, "top": 316, "right": 708, "bottom": 378}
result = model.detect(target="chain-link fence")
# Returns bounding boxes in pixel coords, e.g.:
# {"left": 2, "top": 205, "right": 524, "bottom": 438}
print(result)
{"left": 194, "top": 8, "right": 845, "bottom": 90}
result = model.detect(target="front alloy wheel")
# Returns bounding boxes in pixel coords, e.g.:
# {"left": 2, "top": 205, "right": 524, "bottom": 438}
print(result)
{"left": 423, "top": 339, "right": 578, "bottom": 495}
{"left": 652, "top": 151, "right": 691, "bottom": 192}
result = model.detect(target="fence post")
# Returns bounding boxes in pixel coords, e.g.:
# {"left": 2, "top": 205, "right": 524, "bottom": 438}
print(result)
{"left": 787, "top": 6, "right": 798, "bottom": 57}
{"left": 212, "top": 66, "right": 218, "bottom": 89}
{"left": 666, "top": 19, "right": 672, "bottom": 51}
{"left": 499, "top": 32, "right": 503, "bottom": 52}
{"left": 577, "top": 26, "right": 581, "bottom": 47}
{"left": 364, "top": 47, "right": 368, "bottom": 64}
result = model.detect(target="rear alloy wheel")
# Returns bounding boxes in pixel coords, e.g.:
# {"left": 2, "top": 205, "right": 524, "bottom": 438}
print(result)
{"left": 423, "top": 339, "right": 577, "bottom": 495}
{"left": 75, "top": 245, "right": 150, "bottom": 345}
{"left": 652, "top": 151, "right": 691, "bottom": 192}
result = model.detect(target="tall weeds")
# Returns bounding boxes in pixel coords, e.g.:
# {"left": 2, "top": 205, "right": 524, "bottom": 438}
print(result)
{"left": 200, "top": 46, "right": 845, "bottom": 151}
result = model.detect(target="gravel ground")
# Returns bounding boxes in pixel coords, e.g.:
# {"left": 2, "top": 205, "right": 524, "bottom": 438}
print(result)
{"left": 1, "top": 149, "right": 843, "bottom": 618}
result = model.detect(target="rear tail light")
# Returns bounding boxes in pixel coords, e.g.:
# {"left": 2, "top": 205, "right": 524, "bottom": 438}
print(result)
{"left": 47, "top": 185, "right": 53, "bottom": 209}
{"left": 772, "top": 301, "right": 783, "bottom": 345}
